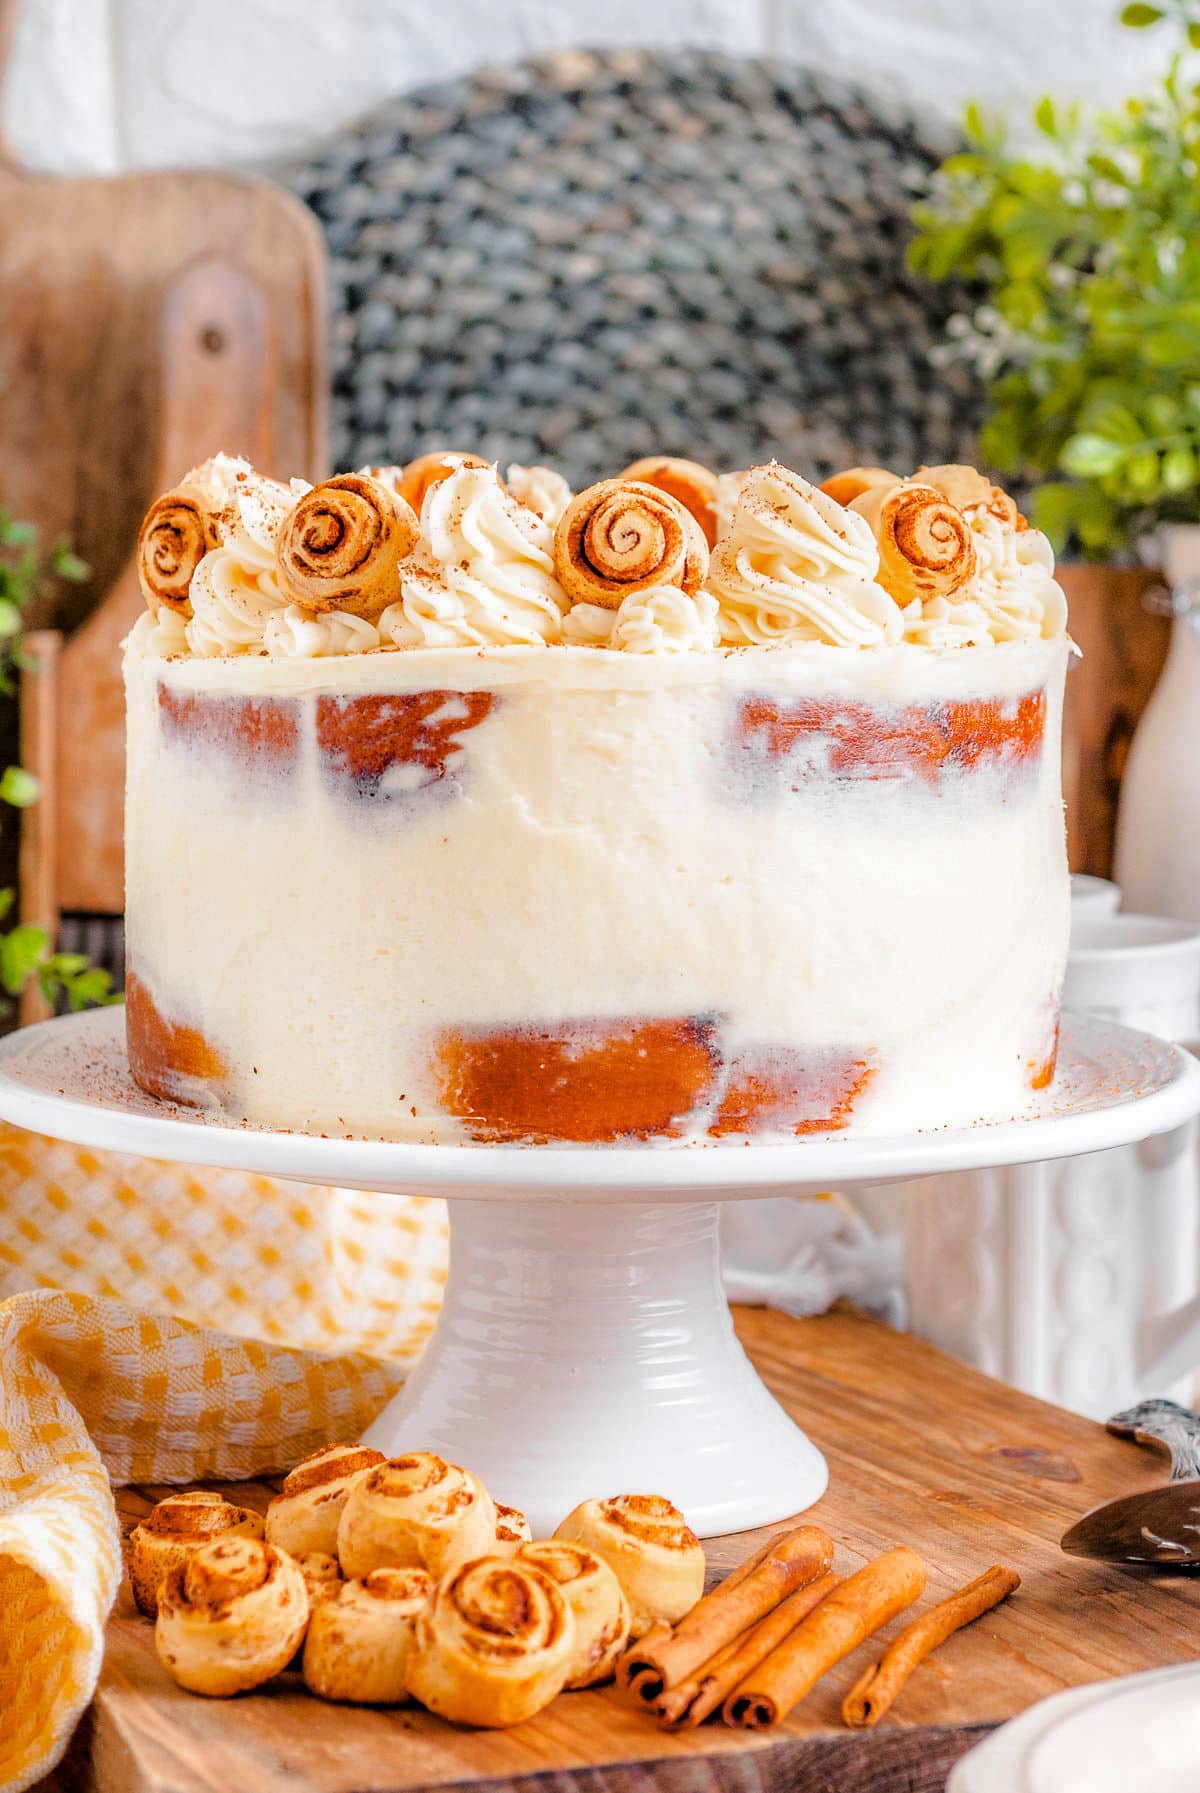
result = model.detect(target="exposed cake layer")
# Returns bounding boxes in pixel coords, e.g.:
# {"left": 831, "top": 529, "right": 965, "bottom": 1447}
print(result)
{"left": 124, "top": 638, "right": 1070, "bottom": 1145}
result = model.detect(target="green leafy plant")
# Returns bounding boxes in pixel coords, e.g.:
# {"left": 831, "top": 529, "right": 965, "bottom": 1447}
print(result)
{"left": 0, "top": 510, "right": 117, "bottom": 1015}
{"left": 909, "top": 2, "right": 1200, "bottom": 557}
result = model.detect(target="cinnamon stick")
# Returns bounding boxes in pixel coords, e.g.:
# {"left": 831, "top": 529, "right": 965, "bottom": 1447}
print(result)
{"left": 841, "top": 1564, "right": 1019, "bottom": 1728}
{"left": 658, "top": 1571, "right": 843, "bottom": 1727}
{"left": 615, "top": 1529, "right": 796, "bottom": 1700}
{"left": 620, "top": 1525, "right": 834, "bottom": 1706}
{"left": 722, "top": 1547, "right": 927, "bottom": 1729}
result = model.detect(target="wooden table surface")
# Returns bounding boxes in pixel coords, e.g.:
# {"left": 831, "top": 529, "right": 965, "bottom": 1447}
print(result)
{"left": 48, "top": 1305, "right": 1200, "bottom": 1793}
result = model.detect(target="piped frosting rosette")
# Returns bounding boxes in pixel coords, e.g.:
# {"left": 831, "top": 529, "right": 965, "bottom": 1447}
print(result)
{"left": 706, "top": 463, "right": 902, "bottom": 647}
{"left": 379, "top": 464, "right": 568, "bottom": 648}
{"left": 395, "top": 450, "right": 491, "bottom": 518}
{"left": 506, "top": 463, "right": 573, "bottom": 527}
{"left": 564, "top": 585, "right": 720, "bottom": 652}
{"left": 182, "top": 461, "right": 298, "bottom": 657}
{"left": 905, "top": 516, "right": 1068, "bottom": 647}
{"left": 336, "top": 1451, "right": 497, "bottom": 1580}
{"left": 405, "top": 1554, "right": 576, "bottom": 1726}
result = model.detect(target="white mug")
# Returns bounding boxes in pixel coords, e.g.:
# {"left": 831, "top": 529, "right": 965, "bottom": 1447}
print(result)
{"left": 1065, "top": 912, "right": 1200, "bottom": 1044}
{"left": 1070, "top": 873, "right": 1121, "bottom": 918}
{"left": 902, "top": 906, "right": 1200, "bottom": 1419}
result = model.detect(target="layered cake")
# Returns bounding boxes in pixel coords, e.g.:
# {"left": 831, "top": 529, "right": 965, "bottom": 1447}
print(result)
{"left": 124, "top": 451, "right": 1071, "bottom": 1144}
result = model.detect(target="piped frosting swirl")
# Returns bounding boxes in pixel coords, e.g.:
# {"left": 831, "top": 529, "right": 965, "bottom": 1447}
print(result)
{"left": 706, "top": 463, "right": 902, "bottom": 648}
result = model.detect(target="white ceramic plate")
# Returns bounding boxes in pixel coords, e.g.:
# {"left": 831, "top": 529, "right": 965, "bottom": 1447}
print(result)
{"left": 951, "top": 1663, "right": 1200, "bottom": 1793}
{"left": 0, "top": 1005, "right": 1195, "bottom": 1200}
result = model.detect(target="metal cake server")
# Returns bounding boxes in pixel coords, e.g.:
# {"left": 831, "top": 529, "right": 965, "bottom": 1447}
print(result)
{"left": 1062, "top": 1399, "right": 1200, "bottom": 1564}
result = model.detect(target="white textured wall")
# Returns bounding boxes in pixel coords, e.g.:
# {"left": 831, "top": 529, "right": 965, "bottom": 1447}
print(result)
{"left": 1, "top": 0, "right": 1174, "bottom": 175}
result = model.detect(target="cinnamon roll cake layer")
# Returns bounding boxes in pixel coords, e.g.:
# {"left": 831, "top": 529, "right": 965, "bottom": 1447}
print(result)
{"left": 124, "top": 633, "right": 1070, "bottom": 1144}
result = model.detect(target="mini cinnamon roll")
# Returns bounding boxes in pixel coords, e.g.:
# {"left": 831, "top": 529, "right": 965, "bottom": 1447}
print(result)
{"left": 303, "top": 1567, "right": 434, "bottom": 1704}
{"left": 493, "top": 1503, "right": 532, "bottom": 1556}
{"left": 129, "top": 1489, "right": 264, "bottom": 1619}
{"left": 275, "top": 473, "right": 419, "bottom": 616}
{"left": 337, "top": 1453, "right": 497, "bottom": 1580}
{"left": 265, "top": 1442, "right": 385, "bottom": 1559}
{"left": 619, "top": 456, "right": 721, "bottom": 548}
{"left": 155, "top": 1535, "right": 308, "bottom": 1696}
{"left": 818, "top": 466, "right": 900, "bottom": 509}
{"left": 554, "top": 1495, "right": 705, "bottom": 1639}
{"left": 136, "top": 485, "right": 219, "bottom": 616}
{"left": 850, "top": 479, "right": 977, "bottom": 607}
{"left": 916, "top": 462, "right": 1025, "bottom": 529}
{"left": 554, "top": 479, "right": 708, "bottom": 609}
{"left": 406, "top": 1554, "right": 575, "bottom": 1726}
{"left": 397, "top": 451, "right": 492, "bottom": 519}
{"left": 296, "top": 1551, "right": 344, "bottom": 1608}
{"left": 517, "top": 1540, "right": 630, "bottom": 1688}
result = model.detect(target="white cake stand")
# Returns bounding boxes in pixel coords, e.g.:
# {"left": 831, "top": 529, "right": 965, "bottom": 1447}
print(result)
{"left": 0, "top": 1007, "right": 1196, "bottom": 1538}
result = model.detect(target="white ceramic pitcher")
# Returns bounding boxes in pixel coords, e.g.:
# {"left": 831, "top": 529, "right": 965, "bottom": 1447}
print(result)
{"left": 902, "top": 905, "right": 1200, "bottom": 1419}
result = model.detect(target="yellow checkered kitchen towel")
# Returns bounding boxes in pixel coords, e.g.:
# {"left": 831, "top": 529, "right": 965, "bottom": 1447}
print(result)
{"left": 0, "top": 1121, "right": 449, "bottom": 1792}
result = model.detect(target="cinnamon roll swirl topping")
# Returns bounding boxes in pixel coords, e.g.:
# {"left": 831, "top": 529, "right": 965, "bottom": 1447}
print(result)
{"left": 852, "top": 479, "right": 978, "bottom": 608}
{"left": 619, "top": 456, "right": 721, "bottom": 548}
{"left": 277, "top": 473, "right": 419, "bottom": 616}
{"left": 555, "top": 478, "right": 709, "bottom": 609}
{"left": 136, "top": 486, "right": 218, "bottom": 615}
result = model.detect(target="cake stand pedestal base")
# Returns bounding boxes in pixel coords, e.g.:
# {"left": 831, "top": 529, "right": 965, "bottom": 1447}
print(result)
{"left": 363, "top": 1198, "right": 827, "bottom": 1538}
{"left": 3, "top": 1010, "right": 1199, "bottom": 1541}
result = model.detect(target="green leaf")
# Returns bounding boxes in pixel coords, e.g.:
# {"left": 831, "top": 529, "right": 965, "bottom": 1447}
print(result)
{"left": 63, "top": 967, "right": 116, "bottom": 1011}
{"left": 1060, "top": 433, "right": 1130, "bottom": 476}
{"left": 1143, "top": 326, "right": 1200, "bottom": 366}
{"left": 0, "top": 925, "right": 46, "bottom": 997}
{"left": 0, "top": 890, "right": 17, "bottom": 924}
{"left": 46, "top": 952, "right": 89, "bottom": 977}
{"left": 1034, "top": 96, "right": 1058, "bottom": 138}
{"left": 0, "top": 599, "right": 23, "bottom": 640}
{"left": 1119, "top": 3, "right": 1165, "bottom": 24}
{"left": 1079, "top": 399, "right": 1143, "bottom": 444}
{"left": 1145, "top": 393, "right": 1181, "bottom": 433}
{"left": 0, "top": 766, "right": 39, "bottom": 809}
{"left": 1189, "top": 21, "right": 1200, "bottom": 48}
{"left": 0, "top": 517, "right": 35, "bottom": 548}
{"left": 1163, "top": 446, "right": 1197, "bottom": 492}
{"left": 50, "top": 547, "right": 89, "bottom": 583}
{"left": 1087, "top": 153, "right": 1129, "bottom": 184}
{"left": 1029, "top": 482, "right": 1081, "bottom": 550}
{"left": 1123, "top": 450, "right": 1162, "bottom": 495}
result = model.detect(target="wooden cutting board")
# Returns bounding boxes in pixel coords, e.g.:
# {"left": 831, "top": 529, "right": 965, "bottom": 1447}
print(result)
{"left": 48, "top": 1305, "right": 1200, "bottom": 1793}
{"left": 0, "top": 0, "right": 327, "bottom": 923}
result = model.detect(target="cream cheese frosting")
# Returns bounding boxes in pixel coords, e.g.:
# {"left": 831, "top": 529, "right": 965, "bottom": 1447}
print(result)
{"left": 706, "top": 463, "right": 903, "bottom": 648}
{"left": 128, "top": 451, "right": 1069, "bottom": 661}
{"left": 900, "top": 519, "right": 1068, "bottom": 649}
{"left": 378, "top": 466, "right": 568, "bottom": 648}
{"left": 183, "top": 467, "right": 298, "bottom": 658}
{"left": 563, "top": 587, "right": 720, "bottom": 652}
{"left": 506, "top": 463, "right": 573, "bottom": 528}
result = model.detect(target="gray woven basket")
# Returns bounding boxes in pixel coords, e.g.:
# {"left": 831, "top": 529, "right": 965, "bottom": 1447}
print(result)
{"left": 283, "top": 47, "right": 982, "bottom": 488}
